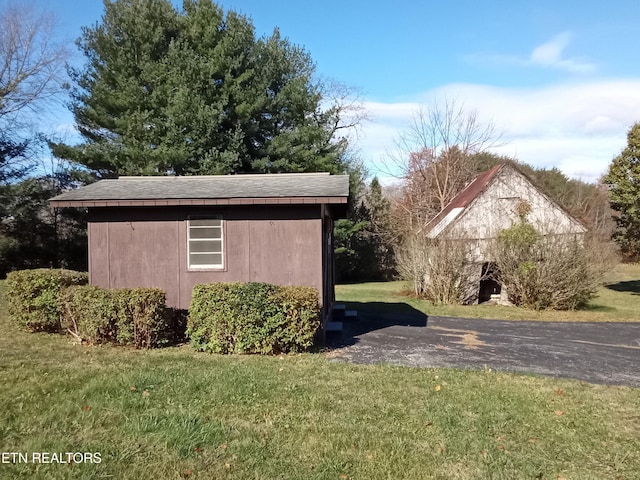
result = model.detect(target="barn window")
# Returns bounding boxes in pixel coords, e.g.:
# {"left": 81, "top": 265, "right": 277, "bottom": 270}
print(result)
{"left": 187, "top": 217, "right": 223, "bottom": 269}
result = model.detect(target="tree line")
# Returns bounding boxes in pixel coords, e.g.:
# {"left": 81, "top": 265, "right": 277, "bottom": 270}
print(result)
{"left": 1, "top": 0, "right": 639, "bottom": 280}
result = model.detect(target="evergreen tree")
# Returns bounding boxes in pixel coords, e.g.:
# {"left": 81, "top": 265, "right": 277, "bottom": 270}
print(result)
{"left": 0, "top": 172, "right": 87, "bottom": 277}
{"left": 53, "top": 0, "right": 350, "bottom": 177}
{"left": 334, "top": 177, "right": 395, "bottom": 282}
{"left": 603, "top": 123, "right": 640, "bottom": 261}
{"left": 364, "top": 177, "right": 395, "bottom": 277}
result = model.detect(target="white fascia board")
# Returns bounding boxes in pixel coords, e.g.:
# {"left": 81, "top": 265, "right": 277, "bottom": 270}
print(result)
{"left": 427, "top": 207, "right": 464, "bottom": 238}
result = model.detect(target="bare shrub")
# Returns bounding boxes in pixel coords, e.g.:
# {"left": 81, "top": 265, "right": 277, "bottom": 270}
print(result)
{"left": 396, "top": 234, "right": 474, "bottom": 304}
{"left": 494, "top": 223, "right": 616, "bottom": 310}
{"left": 395, "top": 233, "right": 430, "bottom": 295}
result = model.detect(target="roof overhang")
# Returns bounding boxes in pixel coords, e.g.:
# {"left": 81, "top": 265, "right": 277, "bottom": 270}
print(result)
{"left": 49, "top": 196, "right": 348, "bottom": 208}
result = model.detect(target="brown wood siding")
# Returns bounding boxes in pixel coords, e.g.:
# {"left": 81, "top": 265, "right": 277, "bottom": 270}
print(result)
{"left": 176, "top": 218, "right": 322, "bottom": 308}
{"left": 87, "top": 205, "right": 325, "bottom": 310}
{"left": 106, "top": 219, "right": 181, "bottom": 306}
{"left": 88, "top": 221, "right": 109, "bottom": 287}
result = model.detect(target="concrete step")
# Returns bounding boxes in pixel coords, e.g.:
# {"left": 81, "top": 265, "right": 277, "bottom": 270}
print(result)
{"left": 344, "top": 310, "right": 358, "bottom": 322}
{"left": 325, "top": 321, "right": 343, "bottom": 332}
{"left": 332, "top": 303, "right": 346, "bottom": 321}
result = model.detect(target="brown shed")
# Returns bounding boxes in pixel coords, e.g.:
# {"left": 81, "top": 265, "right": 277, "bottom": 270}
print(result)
{"left": 49, "top": 173, "right": 349, "bottom": 320}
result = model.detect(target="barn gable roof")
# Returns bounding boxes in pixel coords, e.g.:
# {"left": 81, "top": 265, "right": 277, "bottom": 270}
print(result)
{"left": 49, "top": 172, "right": 350, "bottom": 208}
{"left": 425, "top": 164, "right": 503, "bottom": 237}
{"left": 425, "top": 164, "right": 586, "bottom": 238}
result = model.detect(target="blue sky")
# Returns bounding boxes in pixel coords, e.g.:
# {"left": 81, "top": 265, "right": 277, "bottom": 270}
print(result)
{"left": 17, "top": 0, "right": 640, "bottom": 182}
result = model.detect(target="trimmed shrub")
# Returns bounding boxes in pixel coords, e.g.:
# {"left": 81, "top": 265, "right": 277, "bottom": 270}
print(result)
{"left": 187, "top": 282, "right": 320, "bottom": 354}
{"left": 6, "top": 269, "right": 88, "bottom": 332}
{"left": 270, "top": 286, "right": 322, "bottom": 350}
{"left": 61, "top": 286, "right": 169, "bottom": 348}
{"left": 115, "top": 288, "right": 169, "bottom": 348}
{"left": 61, "top": 286, "right": 118, "bottom": 343}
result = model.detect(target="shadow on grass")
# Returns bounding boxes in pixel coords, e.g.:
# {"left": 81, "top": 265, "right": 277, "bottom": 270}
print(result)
{"left": 326, "top": 301, "right": 428, "bottom": 348}
{"left": 581, "top": 303, "right": 616, "bottom": 313}
{"left": 606, "top": 280, "right": 640, "bottom": 295}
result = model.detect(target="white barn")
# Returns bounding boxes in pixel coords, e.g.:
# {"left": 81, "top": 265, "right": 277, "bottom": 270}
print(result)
{"left": 424, "top": 164, "right": 587, "bottom": 303}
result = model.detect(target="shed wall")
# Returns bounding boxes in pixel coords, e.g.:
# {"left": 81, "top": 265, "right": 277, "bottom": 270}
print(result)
{"left": 87, "top": 205, "right": 324, "bottom": 310}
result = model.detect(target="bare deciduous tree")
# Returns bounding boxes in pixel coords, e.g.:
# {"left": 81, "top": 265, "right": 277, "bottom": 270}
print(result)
{"left": 386, "top": 99, "right": 502, "bottom": 236}
{"left": 0, "top": 2, "right": 69, "bottom": 187}
{"left": 387, "top": 99, "right": 502, "bottom": 293}
{"left": 0, "top": 3, "right": 68, "bottom": 122}
{"left": 314, "top": 79, "right": 372, "bottom": 160}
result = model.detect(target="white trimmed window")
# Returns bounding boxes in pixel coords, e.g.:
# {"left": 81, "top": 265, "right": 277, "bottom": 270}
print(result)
{"left": 187, "top": 217, "right": 223, "bottom": 269}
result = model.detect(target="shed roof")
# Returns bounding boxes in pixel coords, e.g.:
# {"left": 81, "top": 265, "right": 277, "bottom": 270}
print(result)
{"left": 49, "top": 173, "right": 350, "bottom": 208}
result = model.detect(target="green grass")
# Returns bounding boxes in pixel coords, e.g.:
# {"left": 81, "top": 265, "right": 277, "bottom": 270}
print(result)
{"left": 1, "top": 280, "right": 639, "bottom": 479}
{"left": 336, "top": 263, "right": 640, "bottom": 322}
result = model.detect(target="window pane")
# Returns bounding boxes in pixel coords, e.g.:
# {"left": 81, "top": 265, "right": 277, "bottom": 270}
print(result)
{"left": 190, "top": 218, "right": 221, "bottom": 227}
{"left": 189, "top": 253, "right": 222, "bottom": 267}
{"left": 189, "top": 227, "right": 221, "bottom": 239}
{"left": 189, "top": 239, "right": 222, "bottom": 253}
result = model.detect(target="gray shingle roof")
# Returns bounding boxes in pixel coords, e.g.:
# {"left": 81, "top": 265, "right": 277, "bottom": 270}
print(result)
{"left": 50, "top": 173, "right": 350, "bottom": 205}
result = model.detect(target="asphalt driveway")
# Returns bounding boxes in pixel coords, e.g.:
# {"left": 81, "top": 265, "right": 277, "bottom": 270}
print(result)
{"left": 327, "top": 306, "right": 640, "bottom": 387}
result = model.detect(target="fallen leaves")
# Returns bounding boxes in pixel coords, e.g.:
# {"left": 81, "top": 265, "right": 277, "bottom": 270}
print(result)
{"left": 555, "top": 410, "right": 564, "bottom": 416}
{"left": 435, "top": 385, "right": 441, "bottom": 392}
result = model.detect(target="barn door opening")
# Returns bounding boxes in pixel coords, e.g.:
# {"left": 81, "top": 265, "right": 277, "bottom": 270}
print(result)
{"left": 478, "top": 262, "right": 501, "bottom": 303}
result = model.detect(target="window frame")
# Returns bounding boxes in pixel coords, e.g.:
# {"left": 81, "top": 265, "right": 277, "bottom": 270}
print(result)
{"left": 187, "top": 216, "right": 225, "bottom": 270}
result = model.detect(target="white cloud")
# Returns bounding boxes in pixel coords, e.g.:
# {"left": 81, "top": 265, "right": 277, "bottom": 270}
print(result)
{"left": 467, "top": 32, "right": 596, "bottom": 74}
{"left": 529, "top": 32, "right": 595, "bottom": 74}
{"left": 356, "top": 80, "right": 640, "bottom": 182}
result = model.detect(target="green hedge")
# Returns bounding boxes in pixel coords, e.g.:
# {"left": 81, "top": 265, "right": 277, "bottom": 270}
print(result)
{"left": 6, "top": 269, "right": 88, "bottom": 332}
{"left": 61, "top": 286, "right": 169, "bottom": 348}
{"left": 187, "top": 282, "right": 320, "bottom": 354}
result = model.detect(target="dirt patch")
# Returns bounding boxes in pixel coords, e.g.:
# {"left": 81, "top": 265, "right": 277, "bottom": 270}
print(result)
{"left": 431, "top": 326, "right": 485, "bottom": 350}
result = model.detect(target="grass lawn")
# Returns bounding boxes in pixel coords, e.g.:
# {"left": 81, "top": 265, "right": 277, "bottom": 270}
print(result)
{"left": 0, "top": 281, "right": 639, "bottom": 479}
{"left": 336, "top": 263, "right": 640, "bottom": 322}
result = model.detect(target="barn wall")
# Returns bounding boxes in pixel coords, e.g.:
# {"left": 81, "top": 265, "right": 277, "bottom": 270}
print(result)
{"left": 447, "top": 168, "right": 586, "bottom": 263}
{"left": 87, "top": 205, "right": 324, "bottom": 310}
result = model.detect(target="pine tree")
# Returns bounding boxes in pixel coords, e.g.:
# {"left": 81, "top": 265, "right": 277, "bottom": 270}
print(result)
{"left": 52, "top": 0, "right": 350, "bottom": 177}
{"left": 603, "top": 123, "right": 640, "bottom": 261}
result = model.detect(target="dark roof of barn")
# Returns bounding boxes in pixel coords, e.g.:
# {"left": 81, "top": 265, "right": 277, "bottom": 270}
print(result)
{"left": 49, "top": 173, "right": 350, "bottom": 207}
{"left": 424, "top": 164, "right": 504, "bottom": 236}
